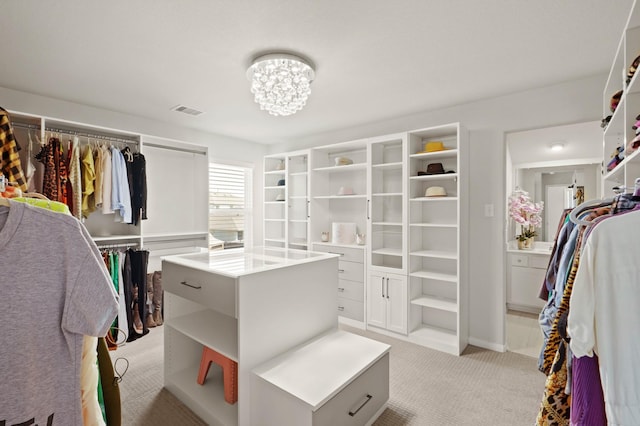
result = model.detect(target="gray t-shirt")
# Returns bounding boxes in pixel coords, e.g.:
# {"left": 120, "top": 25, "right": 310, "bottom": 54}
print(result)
{"left": 0, "top": 200, "right": 119, "bottom": 426}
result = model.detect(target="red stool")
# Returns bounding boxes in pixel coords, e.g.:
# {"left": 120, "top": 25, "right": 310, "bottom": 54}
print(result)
{"left": 197, "top": 346, "right": 238, "bottom": 404}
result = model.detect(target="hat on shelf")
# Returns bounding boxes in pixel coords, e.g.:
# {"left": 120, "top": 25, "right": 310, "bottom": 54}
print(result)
{"left": 277, "top": 179, "right": 285, "bottom": 186}
{"left": 425, "top": 186, "right": 447, "bottom": 197}
{"left": 417, "top": 140, "right": 449, "bottom": 154}
{"left": 337, "top": 186, "right": 355, "bottom": 196}
{"left": 275, "top": 160, "right": 285, "bottom": 171}
{"left": 334, "top": 156, "right": 353, "bottom": 166}
{"left": 424, "top": 162, "right": 455, "bottom": 175}
{"left": 610, "top": 90, "right": 623, "bottom": 113}
{"left": 626, "top": 133, "right": 640, "bottom": 154}
{"left": 627, "top": 54, "right": 640, "bottom": 84}
{"left": 275, "top": 193, "right": 285, "bottom": 201}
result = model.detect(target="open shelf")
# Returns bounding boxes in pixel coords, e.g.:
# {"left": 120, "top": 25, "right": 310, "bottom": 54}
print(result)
{"left": 409, "top": 173, "right": 458, "bottom": 181}
{"left": 411, "top": 295, "right": 457, "bottom": 312}
{"left": 410, "top": 250, "right": 457, "bottom": 259}
{"left": 166, "top": 365, "right": 238, "bottom": 426}
{"left": 409, "top": 270, "right": 457, "bottom": 282}
{"left": 312, "top": 163, "right": 367, "bottom": 173}
{"left": 371, "top": 247, "right": 402, "bottom": 256}
{"left": 409, "top": 149, "right": 459, "bottom": 160}
{"left": 166, "top": 310, "right": 238, "bottom": 361}
{"left": 409, "top": 223, "right": 457, "bottom": 228}
{"left": 410, "top": 196, "right": 458, "bottom": 202}
{"left": 409, "top": 324, "right": 457, "bottom": 348}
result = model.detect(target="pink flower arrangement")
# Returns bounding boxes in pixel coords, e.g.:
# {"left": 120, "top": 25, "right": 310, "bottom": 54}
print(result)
{"left": 508, "top": 189, "right": 544, "bottom": 240}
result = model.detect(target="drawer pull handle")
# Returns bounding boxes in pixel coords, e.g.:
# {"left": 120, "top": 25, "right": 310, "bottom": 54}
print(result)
{"left": 348, "top": 394, "right": 373, "bottom": 417}
{"left": 329, "top": 251, "right": 345, "bottom": 256}
{"left": 338, "top": 269, "right": 345, "bottom": 273}
{"left": 338, "top": 306, "right": 345, "bottom": 311}
{"left": 338, "top": 287, "right": 345, "bottom": 292}
{"left": 180, "top": 280, "right": 202, "bottom": 290}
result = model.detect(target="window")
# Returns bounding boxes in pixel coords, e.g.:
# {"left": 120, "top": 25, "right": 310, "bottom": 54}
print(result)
{"left": 209, "top": 163, "right": 252, "bottom": 250}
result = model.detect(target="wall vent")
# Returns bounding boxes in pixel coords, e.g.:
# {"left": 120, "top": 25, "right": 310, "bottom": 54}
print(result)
{"left": 171, "top": 105, "right": 204, "bottom": 116}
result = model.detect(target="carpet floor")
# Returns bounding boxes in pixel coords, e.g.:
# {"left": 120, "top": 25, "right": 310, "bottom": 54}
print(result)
{"left": 110, "top": 324, "right": 545, "bottom": 425}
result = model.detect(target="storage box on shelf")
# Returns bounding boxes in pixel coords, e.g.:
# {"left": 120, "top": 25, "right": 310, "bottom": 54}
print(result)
{"left": 602, "top": 2, "right": 640, "bottom": 196}
{"left": 406, "top": 123, "right": 468, "bottom": 356}
{"left": 368, "top": 134, "right": 406, "bottom": 273}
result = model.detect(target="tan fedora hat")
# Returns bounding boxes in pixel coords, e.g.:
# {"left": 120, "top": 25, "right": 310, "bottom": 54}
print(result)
{"left": 425, "top": 186, "right": 447, "bottom": 197}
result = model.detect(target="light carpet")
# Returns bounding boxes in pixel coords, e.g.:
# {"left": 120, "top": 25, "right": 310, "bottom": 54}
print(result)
{"left": 110, "top": 325, "right": 545, "bottom": 426}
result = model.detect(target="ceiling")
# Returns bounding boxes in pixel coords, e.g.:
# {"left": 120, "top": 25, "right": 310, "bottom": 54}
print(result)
{"left": 0, "top": 1, "right": 634, "bottom": 145}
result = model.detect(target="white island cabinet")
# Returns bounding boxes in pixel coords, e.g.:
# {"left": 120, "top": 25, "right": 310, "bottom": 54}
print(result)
{"left": 162, "top": 247, "right": 339, "bottom": 426}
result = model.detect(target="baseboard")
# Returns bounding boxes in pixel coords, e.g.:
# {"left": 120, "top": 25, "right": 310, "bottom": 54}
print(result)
{"left": 468, "top": 337, "right": 506, "bottom": 353}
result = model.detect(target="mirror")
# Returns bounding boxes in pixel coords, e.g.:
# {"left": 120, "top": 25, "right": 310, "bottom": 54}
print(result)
{"left": 506, "top": 121, "right": 603, "bottom": 243}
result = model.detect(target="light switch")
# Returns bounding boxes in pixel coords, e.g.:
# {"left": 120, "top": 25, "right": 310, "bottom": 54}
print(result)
{"left": 484, "top": 204, "right": 494, "bottom": 217}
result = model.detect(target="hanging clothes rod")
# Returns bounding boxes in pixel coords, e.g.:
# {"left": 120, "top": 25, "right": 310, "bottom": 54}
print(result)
{"left": 143, "top": 141, "right": 207, "bottom": 156}
{"left": 44, "top": 127, "right": 139, "bottom": 146}
{"left": 11, "top": 122, "right": 41, "bottom": 130}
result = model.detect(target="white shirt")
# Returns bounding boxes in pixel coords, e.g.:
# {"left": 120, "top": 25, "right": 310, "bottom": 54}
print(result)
{"left": 568, "top": 209, "right": 640, "bottom": 426}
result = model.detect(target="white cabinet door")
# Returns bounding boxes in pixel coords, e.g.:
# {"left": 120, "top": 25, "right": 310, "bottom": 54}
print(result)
{"left": 386, "top": 274, "right": 407, "bottom": 334}
{"left": 367, "top": 273, "right": 387, "bottom": 329}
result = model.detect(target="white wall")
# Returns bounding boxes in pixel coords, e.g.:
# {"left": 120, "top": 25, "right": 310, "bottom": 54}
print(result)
{"left": 0, "top": 85, "right": 267, "bottom": 245}
{"left": 267, "top": 74, "right": 606, "bottom": 350}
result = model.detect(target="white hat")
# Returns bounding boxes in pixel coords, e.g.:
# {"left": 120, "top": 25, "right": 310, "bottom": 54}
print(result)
{"left": 425, "top": 186, "right": 447, "bottom": 197}
{"left": 275, "top": 193, "right": 285, "bottom": 201}
{"left": 334, "top": 156, "right": 353, "bottom": 166}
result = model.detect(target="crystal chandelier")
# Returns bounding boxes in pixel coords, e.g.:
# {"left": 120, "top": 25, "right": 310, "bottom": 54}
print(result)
{"left": 246, "top": 53, "right": 315, "bottom": 116}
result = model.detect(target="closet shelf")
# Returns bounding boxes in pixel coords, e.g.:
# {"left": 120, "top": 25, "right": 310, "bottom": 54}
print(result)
{"left": 410, "top": 196, "right": 458, "bottom": 202}
{"left": 409, "top": 149, "right": 458, "bottom": 160}
{"left": 410, "top": 270, "right": 457, "bottom": 282}
{"left": 265, "top": 185, "right": 286, "bottom": 190}
{"left": 289, "top": 219, "right": 308, "bottom": 223}
{"left": 289, "top": 171, "right": 308, "bottom": 177}
{"left": 264, "top": 170, "right": 286, "bottom": 175}
{"left": 289, "top": 195, "right": 308, "bottom": 200}
{"left": 312, "top": 163, "right": 367, "bottom": 173}
{"left": 410, "top": 250, "right": 457, "bottom": 259}
{"left": 371, "top": 247, "right": 402, "bottom": 256}
{"left": 142, "top": 232, "right": 209, "bottom": 243}
{"left": 371, "top": 221, "right": 403, "bottom": 226}
{"left": 165, "top": 365, "right": 238, "bottom": 426}
{"left": 409, "top": 223, "right": 457, "bottom": 228}
{"left": 264, "top": 238, "right": 285, "bottom": 243}
{"left": 409, "top": 324, "right": 457, "bottom": 348}
{"left": 92, "top": 235, "right": 141, "bottom": 242}
{"left": 313, "top": 195, "right": 367, "bottom": 200}
{"left": 371, "top": 162, "right": 403, "bottom": 170}
{"left": 409, "top": 173, "right": 458, "bottom": 181}
{"left": 166, "top": 310, "right": 238, "bottom": 361}
{"left": 371, "top": 192, "right": 403, "bottom": 197}
{"left": 264, "top": 219, "right": 285, "bottom": 222}
{"left": 411, "top": 295, "right": 457, "bottom": 312}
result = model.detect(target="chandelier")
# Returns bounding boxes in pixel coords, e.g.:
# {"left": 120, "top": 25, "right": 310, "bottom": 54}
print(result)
{"left": 246, "top": 53, "right": 315, "bottom": 116}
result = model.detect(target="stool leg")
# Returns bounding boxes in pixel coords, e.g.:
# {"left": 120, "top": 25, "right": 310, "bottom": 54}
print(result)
{"left": 197, "top": 347, "right": 212, "bottom": 385}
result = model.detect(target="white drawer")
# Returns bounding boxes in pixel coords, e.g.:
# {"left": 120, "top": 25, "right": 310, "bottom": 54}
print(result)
{"left": 313, "top": 244, "right": 365, "bottom": 263}
{"left": 529, "top": 255, "right": 550, "bottom": 270}
{"left": 337, "top": 297, "right": 364, "bottom": 322}
{"left": 338, "top": 260, "right": 364, "bottom": 283}
{"left": 162, "top": 261, "right": 237, "bottom": 318}
{"left": 510, "top": 254, "right": 528, "bottom": 267}
{"left": 313, "top": 353, "right": 389, "bottom": 426}
{"left": 338, "top": 279, "right": 364, "bottom": 302}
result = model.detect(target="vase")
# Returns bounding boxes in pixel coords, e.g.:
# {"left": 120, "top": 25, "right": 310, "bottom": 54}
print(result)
{"left": 517, "top": 239, "right": 526, "bottom": 250}
{"left": 524, "top": 237, "right": 534, "bottom": 249}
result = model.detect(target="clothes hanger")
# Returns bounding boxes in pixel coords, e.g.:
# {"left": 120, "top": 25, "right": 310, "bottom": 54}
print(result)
{"left": 569, "top": 197, "right": 615, "bottom": 226}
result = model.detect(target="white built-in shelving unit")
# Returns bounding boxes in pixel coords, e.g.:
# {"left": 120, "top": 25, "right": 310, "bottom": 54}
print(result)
{"left": 602, "top": 1, "right": 640, "bottom": 196}
{"left": 263, "top": 122, "right": 469, "bottom": 354}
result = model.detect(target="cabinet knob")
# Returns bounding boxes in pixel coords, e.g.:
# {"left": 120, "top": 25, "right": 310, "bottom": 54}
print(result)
{"left": 338, "top": 306, "right": 345, "bottom": 311}
{"left": 338, "top": 287, "right": 345, "bottom": 292}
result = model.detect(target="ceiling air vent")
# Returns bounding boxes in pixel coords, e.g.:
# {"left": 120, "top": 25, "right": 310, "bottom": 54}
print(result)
{"left": 171, "top": 105, "right": 204, "bottom": 116}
